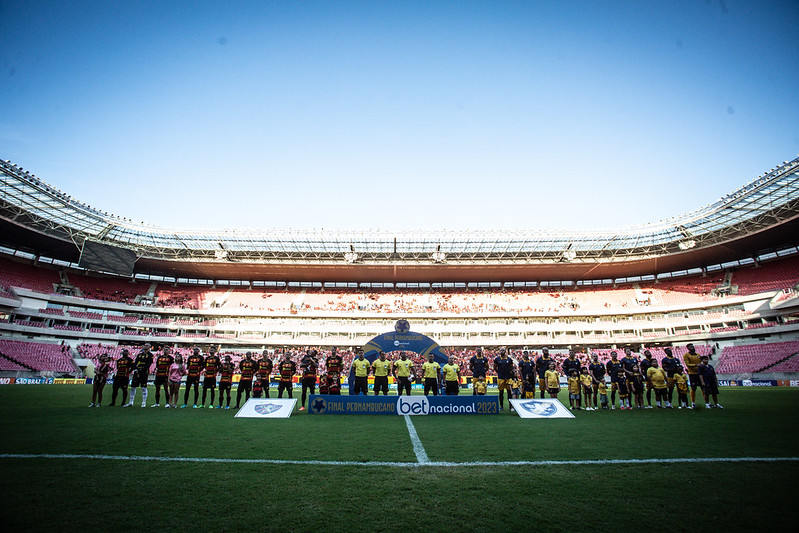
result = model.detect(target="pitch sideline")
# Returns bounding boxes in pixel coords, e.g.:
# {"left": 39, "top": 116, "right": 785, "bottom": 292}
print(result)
{"left": 1, "top": 453, "right": 798, "bottom": 468}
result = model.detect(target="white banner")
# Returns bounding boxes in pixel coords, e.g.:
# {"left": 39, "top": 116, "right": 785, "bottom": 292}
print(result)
{"left": 509, "top": 398, "right": 575, "bottom": 419}
{"left": 234, "top": 398, "right": 297, "bottom": 418}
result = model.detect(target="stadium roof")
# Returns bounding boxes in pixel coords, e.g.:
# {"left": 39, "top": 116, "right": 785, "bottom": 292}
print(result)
{"left": 2, "top": 156, "right": 799, "bottom": 283}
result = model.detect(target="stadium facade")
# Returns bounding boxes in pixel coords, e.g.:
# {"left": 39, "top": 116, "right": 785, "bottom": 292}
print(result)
{"left": 1, "top": 156, "right": 798, "bottom": 377}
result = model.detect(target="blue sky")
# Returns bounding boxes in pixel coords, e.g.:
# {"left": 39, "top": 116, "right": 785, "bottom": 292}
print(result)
{"left": 2, "top": 0, "right": 797, "bottom": 232}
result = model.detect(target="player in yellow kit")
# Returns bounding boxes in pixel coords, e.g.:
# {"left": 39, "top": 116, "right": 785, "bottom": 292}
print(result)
{"left": 441, "top": 356, "right": 461, "bottom": 395}
{"left": 597, "top": 381, "right": 609, "bottom": 409}
{"left": 580, "top": 367, "right": 594, "bottom": 410}
{"left": 646, "top": 359, "right": 671, "bottom": 408}
{"left": 544, "top": 361, "right": 560, "bottom": 398}
{"left": 393, "top": 352, "right": 414, "bottom": 396}
{"left": 350, "top": 351, "right": 371, "bottom": 396}
{"left": 674, "top": 366, "right": 689, "bottom": 409}
{"left": 682, "top": 343, "right": 702, "bottom": 408}
{"left": 421, "top": 354, "right": 441, "bottom": 396}
{"left": 567, "top": 370, "right": 581, "bottom": 410}
{"left": 371, "top": 351, "right": 392, "bottom": 396}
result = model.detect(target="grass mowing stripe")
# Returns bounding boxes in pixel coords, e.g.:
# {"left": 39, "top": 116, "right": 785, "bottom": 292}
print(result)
{"left": 403, "top": 414, "right": 429, "bottom": 463}
{"left": 2, "top": 453, "right": 797, "bottom": 468}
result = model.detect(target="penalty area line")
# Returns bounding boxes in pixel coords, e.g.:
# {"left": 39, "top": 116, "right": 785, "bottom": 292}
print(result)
{"left": 404, "top": 414, "right": 430, "bottom": 464}
{"left": 1, "top": 454, "right": 798, "bottom": 468}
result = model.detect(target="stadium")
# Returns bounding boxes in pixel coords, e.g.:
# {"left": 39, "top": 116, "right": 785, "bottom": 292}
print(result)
{"left": 1, "top": 155, "right": 799, "bottom": 531}
{"left": 2, "top": 156, "right": 799, "bottom": 377}
{"left": 3, "top": 2, "right": 799, "bottom": 531}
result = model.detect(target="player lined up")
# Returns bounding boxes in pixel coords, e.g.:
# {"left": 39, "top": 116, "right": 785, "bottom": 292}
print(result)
{"left": 96, "top": 345, "right": 271, "bottom": 409}
{"left": 90, "top": 343, "right": 722, "bottom": 411}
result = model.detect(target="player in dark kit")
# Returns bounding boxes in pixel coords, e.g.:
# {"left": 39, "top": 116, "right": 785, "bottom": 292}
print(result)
{"left": 299, "top": 349, "right": 319, "bottom": 410}
{"left": 620, "top": 348, "right": 638, "bottom": 400}
{"left": 698, "top": 355, "right": 723, "bottom": 408}
{"left": 201, "top": 347, "right": 221, "bottom": 408}
{"left": 125, "top": 344, "right": 153, "bottom": 407}
{"left": 640, "top": 350, "right": 655, "bottom": 408}
{"left": 630, "top": 364, "right": 646, "bottom": 409}
{"left": 217, "top": 355, "right": 234, "bottom": 409}
{"left": 89, "top": 354, "right": 111, "bottom": 407}
{"left": 518, "top": 351, "right": 536, "bottom": 398}
{"left": 469, "top": 348, "right": 489, "bottom": 396}
{"left": 605, "top": 351, "right": 623, "bottom": 409}
{"left": 588, "top": 353, "right": 606, "bottom": 408}
{"left": 182, "top": 347, "right": 205, "bottom": 408}
{"left": 110, "top": 349, "right": 133, "bottom": 406}
{"left": 494, "top": 348, "right": 515, "bottom": 411}
{"left": 152, "top": 346, "right": 174, "bottom": 408}
{"left": 660, "top": 347, "right": 680, "bottom": 407}
{"left": 535, "top": 348, "right": 553, "bottom": 398}
{"left": 561, "top": 349, "right": 582, "bottom": 378}
{"left": 325, "top": 347, "right": 343, "bottom": 395}
{"left": 235, "top": 351, "right": 257, "bottom": 408}
{"left": 277, "top": 351, "right": 297, "bottom": 398}
{"left": 257, "top": 350, "right": 273, "bottom": 398}
{"left": 683, "top": 343, "right": 702, "bottom": 409}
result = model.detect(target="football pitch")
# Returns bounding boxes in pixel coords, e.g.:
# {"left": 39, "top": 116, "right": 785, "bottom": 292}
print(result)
{"left": 1, "top": 386, "right": 797, "bottom": 532}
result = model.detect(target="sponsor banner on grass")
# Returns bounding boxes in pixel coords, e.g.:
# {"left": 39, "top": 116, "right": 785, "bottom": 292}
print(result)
{"left": 718, "top": 380, "right": 740, "bottom": 387}
{"left": 509, "top": 398, "right": 575, "bottom": 419}
{"left": 234, "top": 398, "right": 297, "bottom": 418}
{"left": 308, "top": 394, "right": 500, "bottom": 415}
{"left": 0, "top": 377, "right": 16, "bottom": 385}
{"left": 740, "top": 379, "right": 778, "bottom": 387}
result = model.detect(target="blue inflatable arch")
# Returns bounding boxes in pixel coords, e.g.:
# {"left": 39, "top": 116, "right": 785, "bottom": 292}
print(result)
{"left": 346, "top": 319, "right": 448, "bottom": 392}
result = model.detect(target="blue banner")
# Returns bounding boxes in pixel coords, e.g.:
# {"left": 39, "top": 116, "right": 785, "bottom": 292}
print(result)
{"left": 308, "top": 394, "right": 500, "bottom": 415}
{"left": 741, "top": 379, "right": 778, "bottom": 387}
{"left": 348, "top": 320, "right": 450, "bottom": 391}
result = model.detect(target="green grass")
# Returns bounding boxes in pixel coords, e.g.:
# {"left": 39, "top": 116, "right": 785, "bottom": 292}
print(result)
{"left": 1, "top": 386, "right": 797, "bottom": 532}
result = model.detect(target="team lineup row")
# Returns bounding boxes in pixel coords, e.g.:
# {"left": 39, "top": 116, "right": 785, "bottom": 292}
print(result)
{"left": 86, "top": 343, "right": 722, "bottom": 412}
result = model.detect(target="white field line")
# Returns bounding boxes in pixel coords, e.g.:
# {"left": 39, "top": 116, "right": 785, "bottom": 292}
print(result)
{"left": 1, "top": 453, "right": 798, "bottom": 468}
{"left": 403, "top": 414, "right": 430, "bottom": 464}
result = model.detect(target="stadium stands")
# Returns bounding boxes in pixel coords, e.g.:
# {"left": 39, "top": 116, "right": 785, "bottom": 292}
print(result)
{"left": 0, "top": 257, "right": 61, "bottom": 294}
{"left": 52, "top": 325, "right": 83, "bottom": 332}
{"left": 0, "top": 339, "right": 75, "bottom": 372}
{"left": 14, "top": 319, "right": 47, "bottom": 328}
{"left": 4, "top": 252, "right": 799, "bottom": 320}
{"left": 716, "top": 341, "right": 799, "bottom": 374}
{"left": 0, "top": 356, "right": 28, "bottom": 371}
{"left": 768, "top": 354, "right": 799, "bottom": 373}
{"left": 732, "top": 255, "right": 799, "bottom": 295}
{"left": 67, "top": 272, "right": 147, "bottom": 305}
{"left": 154, "top": 286, "right": 205, "bottom": 309}
{"left": 68, "top": 311, "right": 103, "bottom": 320}
{"left": 2, "top": 251, "right": 798, "bottom": 380}
{"left": 142, "top": 317, "right": 170, "bottom": 325}
{"left": 108, "top": 315, "right": 139, "bottom": 323}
